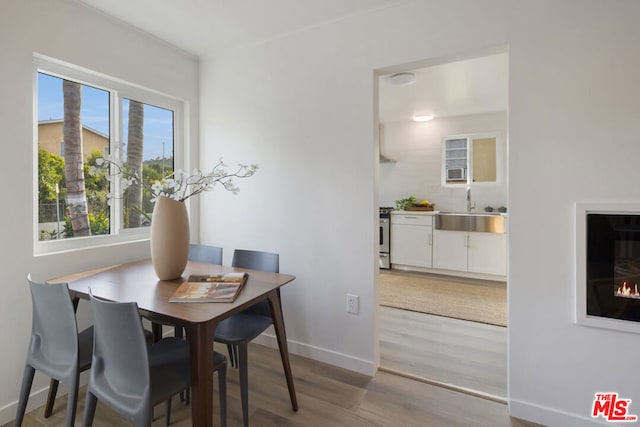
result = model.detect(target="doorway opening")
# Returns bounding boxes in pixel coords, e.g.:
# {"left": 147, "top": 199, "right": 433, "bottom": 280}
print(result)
{"left": 375, "top": 47, "right": 509, "bottom": 401}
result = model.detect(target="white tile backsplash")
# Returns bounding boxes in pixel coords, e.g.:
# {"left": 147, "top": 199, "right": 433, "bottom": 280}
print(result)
{"left": 379, "top": 112, "right": 508, "bottom": 211}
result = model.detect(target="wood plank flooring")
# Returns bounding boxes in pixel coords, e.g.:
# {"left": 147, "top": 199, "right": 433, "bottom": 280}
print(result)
{"left": 379, "top": 306, "right": 507, "bottom": 398}
{"left": 378, "top": 269, "right": 507, "bottom": 399}
{"left": 8, "top": 343, "right": 538, "bottom": 427}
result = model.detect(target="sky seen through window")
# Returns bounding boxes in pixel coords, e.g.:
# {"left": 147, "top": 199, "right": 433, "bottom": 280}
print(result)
{"left": 38, "top": 72, "right": 173, "bottom": 160}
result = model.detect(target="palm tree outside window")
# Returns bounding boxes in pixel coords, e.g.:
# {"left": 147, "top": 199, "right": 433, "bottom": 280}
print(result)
{"left": 36, "top": 71, "right": 175, "bottom": 241}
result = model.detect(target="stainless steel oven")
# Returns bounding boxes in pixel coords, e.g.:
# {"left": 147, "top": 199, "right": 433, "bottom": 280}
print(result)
{"left": 379, "top": 207, "right": 393, "bottom": 269}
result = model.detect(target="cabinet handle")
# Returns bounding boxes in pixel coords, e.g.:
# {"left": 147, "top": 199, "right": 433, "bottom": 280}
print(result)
{"left": 429, "top": 233, "right": 433, "bottom": 246}
{"left": 404, "top": 216, "right": 418, "bottom": 219}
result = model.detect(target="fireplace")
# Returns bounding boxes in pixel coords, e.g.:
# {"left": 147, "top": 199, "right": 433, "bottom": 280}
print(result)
{"left": 576, "top": 202, "right": 640, "bottom": 332}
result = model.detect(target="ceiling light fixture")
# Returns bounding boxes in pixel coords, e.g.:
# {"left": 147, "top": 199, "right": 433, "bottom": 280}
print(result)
{"left": 387, "top": 72, "right": 416, "bottom": 86}
{"left": 412, "top": 114, "right": 434, "bottom": 122}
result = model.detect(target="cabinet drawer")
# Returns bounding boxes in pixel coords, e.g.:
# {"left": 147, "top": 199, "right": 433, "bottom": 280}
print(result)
{"left": 391, "top": 214, "right": 433, "bottom": 226}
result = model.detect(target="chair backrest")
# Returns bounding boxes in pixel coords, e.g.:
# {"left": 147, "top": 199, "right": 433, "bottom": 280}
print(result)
{"left": 26, "top": 276, "right": 79, "bottom": 367}
{"left": 232, "top": 249, "right": 279, "bottom": 316}
{"left": 232, "top": 249, "right": 279, "bottom": 273}
{"left": 189, "top": 244, "right": 223, "bottom": 265}
{"left": 89, "top": 293, "right": 150, "bottom": 400}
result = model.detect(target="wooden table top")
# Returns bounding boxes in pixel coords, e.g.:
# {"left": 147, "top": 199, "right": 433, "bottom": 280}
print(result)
{"left": 48, "top": 258, "right": 296, "bottom": 327}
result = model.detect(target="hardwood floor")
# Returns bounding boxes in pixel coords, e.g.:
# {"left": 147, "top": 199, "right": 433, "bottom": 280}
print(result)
{"left": 9, "top": 343, "right": 538, "bottom": 427}
{"left": 379, "top": 306, "right": 507, "bottom": 399}
{"left": 378, "top": 269, "right": 507, "bottom": 399}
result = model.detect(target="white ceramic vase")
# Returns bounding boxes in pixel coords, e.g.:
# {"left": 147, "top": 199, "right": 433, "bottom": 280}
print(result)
{"left": 150, "top": 195, "right": 190, "bottom": 280}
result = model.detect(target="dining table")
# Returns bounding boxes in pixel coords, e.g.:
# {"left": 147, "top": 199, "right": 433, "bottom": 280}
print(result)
{"left": 48, "top": 258, "right": 298, "bottom": 427}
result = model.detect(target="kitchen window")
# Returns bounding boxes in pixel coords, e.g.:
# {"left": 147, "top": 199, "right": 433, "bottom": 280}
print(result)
{"left": 441, "top": 132, "right": 500, "bottom": 187}
{"left": 443, "top": 137, "right": 468, "bottom": 184}
{"left": 34, "top": 55, "right": 184, "bottom": 255}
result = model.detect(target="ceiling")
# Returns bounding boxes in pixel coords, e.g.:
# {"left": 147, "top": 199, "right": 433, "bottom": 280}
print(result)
{"left": 378, "top": 52, "right": 508, "bottom": 124}
{"left": 74, "top": 0, "right": 406, "bottom": 57}
{"left": 71, "top": 1, "right": 507, "bottom": 122}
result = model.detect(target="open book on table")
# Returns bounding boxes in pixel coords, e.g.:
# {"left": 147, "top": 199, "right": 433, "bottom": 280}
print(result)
{"left": 169, "top": 272, "right": 248, "bottom": 303}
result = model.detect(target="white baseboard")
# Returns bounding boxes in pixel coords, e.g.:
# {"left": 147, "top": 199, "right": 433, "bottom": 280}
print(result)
{"left": 390, "top": 264, "right": 506, "bottom": 281}
{"left": 252, "top": 333, "right": 377, "bottom": 376}
{"left": 0, "top": 385, "right": 48, "bottom": 426}
{"left": 0, "top": 369, "right": 89, "bottom": 425}
{"left": 510, "top": 398, "right": 609, "bottom": 427}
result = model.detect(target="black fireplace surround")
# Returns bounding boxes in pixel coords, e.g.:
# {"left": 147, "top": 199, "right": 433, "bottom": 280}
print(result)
{"left": 587, "top": 213, "right": 640, "bottom": 322}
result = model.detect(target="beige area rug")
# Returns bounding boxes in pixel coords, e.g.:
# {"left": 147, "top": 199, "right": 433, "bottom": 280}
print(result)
{"left": 380, "top": 272, "right": 507, "bottom": 327}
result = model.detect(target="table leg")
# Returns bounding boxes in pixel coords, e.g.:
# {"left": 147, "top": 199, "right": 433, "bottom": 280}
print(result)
{"left": 267, "top": 290, "right": 298, "bottom": 411}
{"left": 185, "top": 321, "right": 216, "bottom": 426}
{"left": 151, "top": 322, "right": 163, "bottom": 343}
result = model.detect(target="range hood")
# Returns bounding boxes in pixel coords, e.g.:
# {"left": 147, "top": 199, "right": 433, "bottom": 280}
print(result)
{"left": 379, "top": 152, "right": 396, "bottom": 163}
{"left": 378, "top": 123, "right": 396, "bottom": 163}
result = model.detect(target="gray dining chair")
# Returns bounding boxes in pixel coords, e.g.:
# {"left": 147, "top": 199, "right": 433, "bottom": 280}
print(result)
{"left": 213, "top": 249, "right": 281, "bottom": 427}
{"left": 189, "top": 243, "right": 223, "bottom": 265}
{"left": 16, "top": 275, "right": 93, "bottom": 427}
{"left": 83, "top": 292, "right": 228, "bottom": 426}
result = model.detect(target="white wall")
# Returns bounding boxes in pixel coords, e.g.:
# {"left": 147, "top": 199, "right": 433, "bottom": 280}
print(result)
{"left": 380, "top": 111, "right": 508, "bottom": 211}
{"left": 198, "top": 29, "right": 379, "bottom": 373}
{"left": 198, "top": 0, "right": 640, "bottom": 426}
{"left": 3, "top": 0, "right": 639, "bottom": 426}
{"left": 508, "top": 1, "right": 640, "bottom": 425}
{"left": 0, "top": 0, "right": 199, "bottom": 423}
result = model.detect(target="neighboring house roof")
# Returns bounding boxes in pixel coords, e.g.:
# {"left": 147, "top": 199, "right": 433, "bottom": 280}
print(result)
{"left": 38, "top": 119, "right": 109, "bottom": 140}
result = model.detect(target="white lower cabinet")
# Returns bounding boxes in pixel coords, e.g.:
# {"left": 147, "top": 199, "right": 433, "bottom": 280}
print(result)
{"left": 468, "top": 232, "right": 507, "bottom": 276}
{"left": 433, "top": 230, "right": 507, "bottom": 276}
{"left": 432, "top": 230, "right": 467, "bottom": 271}
{"left": 390, "top": 213, "right": 433, "bottom": 268}
{"left": 390, "top": 213, "right": 506, "bottom": 277}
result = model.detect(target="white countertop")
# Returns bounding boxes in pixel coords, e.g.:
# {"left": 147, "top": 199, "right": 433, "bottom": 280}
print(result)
{"left": 391, "top": 210, "right": 438, "bottom": 215}
{"left": 391, "top": 210, "right": 508, "bottom": 216}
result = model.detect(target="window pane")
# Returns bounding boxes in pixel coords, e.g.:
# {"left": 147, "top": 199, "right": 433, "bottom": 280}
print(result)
{"left": 444, "top": 138, "right": 468, "bottom": 184}
{"left": 121, "top": 98, "right": 174, "bottom": 229}
{"left": 37, "top": 72, "right": 111, "bottom": 240}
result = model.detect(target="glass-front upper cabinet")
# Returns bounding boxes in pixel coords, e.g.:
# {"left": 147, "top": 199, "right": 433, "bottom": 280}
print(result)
{"left": 442, "top": 132, "right": 500, "bottom": 186}
{"left": 443, "top": 138, "right": 468, "bottom": 184}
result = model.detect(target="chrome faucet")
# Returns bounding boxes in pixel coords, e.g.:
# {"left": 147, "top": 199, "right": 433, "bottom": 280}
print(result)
{"left": 466, "top": 187, "right": 476, "bottom": 212}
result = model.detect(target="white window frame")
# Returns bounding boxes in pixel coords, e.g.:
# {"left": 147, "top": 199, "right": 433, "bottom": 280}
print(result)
{"left": 441, "top": 131, "right": 502, "bottom": 187}
{"left": 33, "top": 54, "right": 186, "bottom": 256}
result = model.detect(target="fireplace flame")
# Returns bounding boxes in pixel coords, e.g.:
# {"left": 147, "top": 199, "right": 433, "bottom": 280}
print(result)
{"left": 615, "top": 281, "right": 640, "bottom": 299}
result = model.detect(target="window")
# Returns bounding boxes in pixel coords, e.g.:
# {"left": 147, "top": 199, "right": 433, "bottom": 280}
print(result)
{"left": 441, "top": 132, "right": 500, "bottom": 187}
{"left": 34, "top": 55, "right": 183, "bottom": 254}
{"left": 443, "top": 137, "right": 468, "bottom": 184}
{"left": 120, "top": 98, "right": 175, "bottom": 230}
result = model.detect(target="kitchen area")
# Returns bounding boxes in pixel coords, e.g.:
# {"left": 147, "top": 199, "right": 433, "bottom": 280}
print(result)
{"left": 376, "top": 49, "right": 509, "bottom": 399}
{"left": 380, "top": 201, "right": 507, "bottom": 280}
{"left": 378, "top": 50, "right": 509, "bottom": 280}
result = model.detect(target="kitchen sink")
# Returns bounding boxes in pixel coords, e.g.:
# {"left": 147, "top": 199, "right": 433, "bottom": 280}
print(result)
{"left": 438, "top": 211, "right": 504, "bottom": 216}
{"left": 435, "top": 212, "right": 506, "bottom": 233}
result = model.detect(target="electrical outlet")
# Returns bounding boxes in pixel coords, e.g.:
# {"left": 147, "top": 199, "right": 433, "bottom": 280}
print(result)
{"left": 346, "top": 294, "right": 359, "bottom": 314}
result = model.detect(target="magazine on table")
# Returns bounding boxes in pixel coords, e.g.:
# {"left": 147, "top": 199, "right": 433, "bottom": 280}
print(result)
{"left": 169, "top": 272, "right": 248, "bottom": 303}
